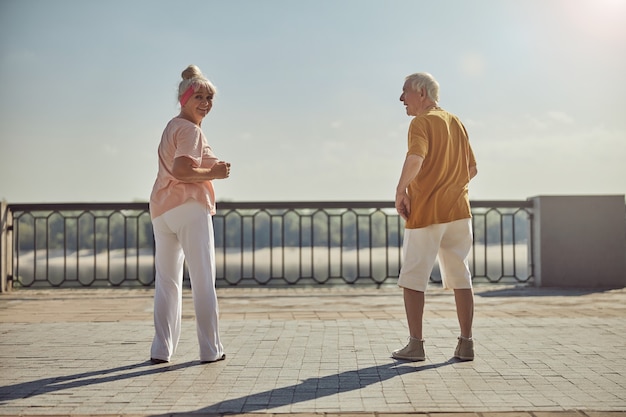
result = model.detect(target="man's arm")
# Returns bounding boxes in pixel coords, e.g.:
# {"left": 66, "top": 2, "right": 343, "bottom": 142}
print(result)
{"left": 395, "top": 154, "right": 424, "bottom": 221}
{"left": 469, "top": 165, "right": 478, "bottom": 180}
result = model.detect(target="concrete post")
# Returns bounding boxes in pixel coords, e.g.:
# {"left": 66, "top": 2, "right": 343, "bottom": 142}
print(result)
{"left": 531, "top": 195, "right": 626, "bottom": 288}
{"left": 0, "top": 201, "right": 11, "bottom": 293}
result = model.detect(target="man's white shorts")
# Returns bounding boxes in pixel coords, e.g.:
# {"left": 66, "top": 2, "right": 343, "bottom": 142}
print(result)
{"left": 398, "top": 218, "right": 472, "bottom": 292}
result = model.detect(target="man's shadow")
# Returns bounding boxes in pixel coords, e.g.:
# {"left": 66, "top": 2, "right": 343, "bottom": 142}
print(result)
{"left": 167, "top": 359, "right": 457, "bottom": 414}
{"left": 0, "top": 360, "right": 200, "bottom": 403}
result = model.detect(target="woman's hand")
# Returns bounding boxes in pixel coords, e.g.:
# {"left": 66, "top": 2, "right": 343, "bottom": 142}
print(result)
{"left": 210, "top": 161, "right": 231, "bottom": 180}
{"left": 172, "top": 157, "right": 231, "bottom": 182}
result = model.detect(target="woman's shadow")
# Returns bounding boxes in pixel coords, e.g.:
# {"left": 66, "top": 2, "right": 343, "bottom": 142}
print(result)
{"left": 0, "top": 360, "right": 200, "bottom": 403}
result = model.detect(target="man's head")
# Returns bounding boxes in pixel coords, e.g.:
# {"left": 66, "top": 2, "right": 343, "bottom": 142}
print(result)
{"left": 400, "top": 72, "right": 439, "bottom": 116}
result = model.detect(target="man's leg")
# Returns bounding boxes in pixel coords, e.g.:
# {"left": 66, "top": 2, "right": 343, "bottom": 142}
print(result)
{"left": 394, "top": 226, "right": 441, "bottom": 361}
{"left": 453, "top": 287, "right": 474, "bottom": 360}
{"left": 439, "top": 219, "right": 474, "bottom": 337}
{"left": 439, "top": 219, "right": 475, "bottom": 360}
{"left": 392, "top": 287, "right": 426, "bottom": 361}
{"left": 453, "top": 288, "right": 474, "bottom": 338}
{"left": 404, "top": 287, "right": 425, "bottom": 340}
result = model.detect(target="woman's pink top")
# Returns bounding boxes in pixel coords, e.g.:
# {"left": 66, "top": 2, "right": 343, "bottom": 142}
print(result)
{"left": 149, "top": 117, "right": 219, "bottom": 219}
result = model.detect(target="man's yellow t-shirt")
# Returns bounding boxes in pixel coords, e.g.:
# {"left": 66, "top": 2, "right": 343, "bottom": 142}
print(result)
{"left": 405, "top": 108, "right": 476, "bottom": 229}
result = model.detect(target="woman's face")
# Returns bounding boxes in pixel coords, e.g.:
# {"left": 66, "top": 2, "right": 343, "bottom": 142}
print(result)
{"left": 181, "top": 86, "right": 213, "bottom": 124}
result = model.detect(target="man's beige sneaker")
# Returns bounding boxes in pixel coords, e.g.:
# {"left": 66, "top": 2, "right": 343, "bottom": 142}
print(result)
{"left": 454, "top": 337, "right": 474, "bottom": 361}
{"left": 392, "top": 337, "right": 425, "bottom": 361}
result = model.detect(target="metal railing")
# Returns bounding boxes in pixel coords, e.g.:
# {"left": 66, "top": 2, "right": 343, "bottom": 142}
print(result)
{"left": 1, "top": 201, "right": 534, "bottom": 289}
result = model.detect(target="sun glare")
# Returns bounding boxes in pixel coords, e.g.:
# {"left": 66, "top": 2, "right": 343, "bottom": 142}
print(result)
{"left": 564, "top": 0, "right": 626, "bottom": 40}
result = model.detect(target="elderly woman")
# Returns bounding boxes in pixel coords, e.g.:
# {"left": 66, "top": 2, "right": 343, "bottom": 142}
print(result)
{"left": 149, "top": 65, "right": 230, "bottom": 364}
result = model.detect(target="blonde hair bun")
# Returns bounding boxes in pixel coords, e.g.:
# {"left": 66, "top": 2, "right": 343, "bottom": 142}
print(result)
{"left": 181, "top": 64, "right": 204, "bottom": 81}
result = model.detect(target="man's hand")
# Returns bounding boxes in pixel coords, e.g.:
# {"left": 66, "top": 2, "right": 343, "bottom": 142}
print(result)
{"left": 395, "top": 190, "right": 410, "bottom": 221}
{"left": 394, "top": 154, "right": 423, "bottom": 221}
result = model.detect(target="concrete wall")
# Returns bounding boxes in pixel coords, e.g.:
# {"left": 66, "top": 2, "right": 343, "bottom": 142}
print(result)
{"left": 531, "top": 195, "right": 626, "bottom": 288}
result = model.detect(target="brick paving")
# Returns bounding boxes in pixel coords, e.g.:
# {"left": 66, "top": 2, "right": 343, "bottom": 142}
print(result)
{"left": 0, "top": 284, "right": 625, "bottom": 417}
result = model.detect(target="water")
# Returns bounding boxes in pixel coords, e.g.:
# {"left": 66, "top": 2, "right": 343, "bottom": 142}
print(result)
{"left": 15, "top": 244, "right": 531, "bottom": 288}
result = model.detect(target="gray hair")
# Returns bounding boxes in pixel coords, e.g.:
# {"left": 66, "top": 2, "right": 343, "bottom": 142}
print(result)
{"left": 405, "top": 72, "right": 439, "bottom": 103}
{"left": 178, "top": 65, "right": 217, "bottom": 100}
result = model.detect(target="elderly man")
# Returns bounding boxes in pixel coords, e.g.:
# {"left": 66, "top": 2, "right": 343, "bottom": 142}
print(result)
{"left": 393, "top": 72, "right": 478, "bottom": 362}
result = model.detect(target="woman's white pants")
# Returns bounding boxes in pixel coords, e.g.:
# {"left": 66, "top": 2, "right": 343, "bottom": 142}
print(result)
{"left": 150, "top": 200, "right": 224, "bottom": 362}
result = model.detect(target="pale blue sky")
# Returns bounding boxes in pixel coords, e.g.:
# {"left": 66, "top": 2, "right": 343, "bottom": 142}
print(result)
{"left": 1, "top": 0, "right": 625, "bottom": 203}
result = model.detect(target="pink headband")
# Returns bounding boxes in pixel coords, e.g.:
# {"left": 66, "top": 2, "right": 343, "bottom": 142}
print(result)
{"left": 179, "top": 85, "right": 195, "bottom": 106}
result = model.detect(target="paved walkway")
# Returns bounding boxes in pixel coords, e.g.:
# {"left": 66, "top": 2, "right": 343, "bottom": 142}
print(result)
{"left": 0, "top": 284, "right": 625, "bottom": 417}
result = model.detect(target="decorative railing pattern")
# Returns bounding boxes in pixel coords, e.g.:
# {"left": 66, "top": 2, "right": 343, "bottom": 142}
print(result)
{"left": 1, "top": 201, "right": 533, "bottom": 288}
